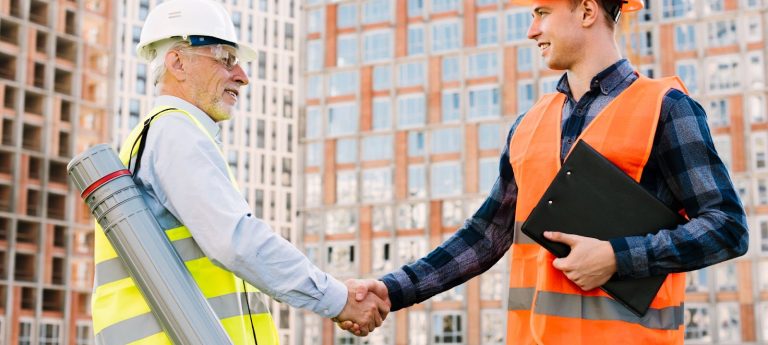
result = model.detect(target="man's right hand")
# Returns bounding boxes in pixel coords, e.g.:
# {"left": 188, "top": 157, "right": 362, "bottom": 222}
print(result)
{"left": 335, "top": 279, "right": 390, "bottom": 336}
{"left": 333, "top": 279, "right": 391, "bottom": 336}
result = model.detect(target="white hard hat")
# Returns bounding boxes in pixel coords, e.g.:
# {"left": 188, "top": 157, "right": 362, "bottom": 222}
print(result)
{"left": 136, "top": 0, "right": 257, "bottom": 62}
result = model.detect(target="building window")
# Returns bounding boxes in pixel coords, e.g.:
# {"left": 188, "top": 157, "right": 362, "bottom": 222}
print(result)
{"left": 373, "top": 206, "right": 393, "bottom": 231}
{"left": 434, "top": 284, "right": 465, "bottom": 302}
{"left": 662, "top": 0, "right": 694, "bottom": 19}
{"left": 398, "top": 61, "right": 425, "bottom": 87}
{"left": 408, "top": 164, "right": 426, "bottom": 198}
{"left": 518, "top": 81, "right": 535, "bottom": 113}
{"left": 306, "top": 75, "right": 322, "bottom": 99}
{"left": 337, "top": 3, "right": 357, "bottom": 28}
{"left": 468, "top": 86, "right": 500, "bottom": 120}
{"left": 306, "top": 107, "right": 322, "bottom": 138}
{"left": 336, "top": 138, "right": 357, "bottom": 164}
{"left": 305, "top": 174, "right": 321, "bottom": 207}
{"left": 397, "top": 236, "right": 426, "bottom": 263}
{"left": 307, "top": 8, "right": 324, "bottom": 33}
{"left": 747, "top": 15, "right": 762, "bottom": 42}
{"left": 362, "top": 135, "right": 393, "bottom": 161}
{"left": 685, "top": 268, "right": 709, "bottom": 293}
{"left": 306, "top": 142, "right": 322, "bottom": 167}
{"left": 476, "top": 15, "right": 498, "bottom": 46}
{"left": 397, "top": 203, "right": 427, "bottom": 229}
{"left": 758, "top": 178, "right": 768, "bottom": 204}
{"left": 326, "top": 209, "right": 357, "bottom": 234}
{"left": 362, "top": 0, "right": 391, "bottom": 24}
{"left": 517, "top": 46, "right": 533, "bottom": 72}
{"left": 326, "top": 242, "right": 356, "bottom": 274}
{"left": 136, "top": 63, "right": 146, "bottom": 94}
{"left": 674, "top": 24, "right": 696, "bottom": 51}
{"left": 76, "top": 322, "right": 93, "bottom": 345}
{"left": 432, "top": 313, "right": 464, "bottom": 344}
{"left": 506, "top": 10, "right": 532, "bottom": 42}
{"left": 707, "top": 19, "right": 738, "bottom": 47}
{"left": 467, "top": 51, "right": 498, "bottom": 78}
{"left": 432, "top": 21, "right": 461, "bottom": 53}
{"left": 336, "top": 171, "right": 357, "bottom": 204}
{"left": 431, "top": 0, "right": 460, "bottom": 13}
{"left": 327, "top": 103, "right": 358, "bottom": 136}
{"left": 704, "top": 0, "right": 724, "bottom": 14}
{"left": 431, "top": 162, "right": 462, "bottom": 197}
{"left": 372, "top": 239, "right": 393, "bottom": 274}
{"left": 675, "top": 61, "right": 698, "bottom": 94}
{"left": 478, "top": 123, "right": 502, "bottom": 150}
{"left": 717, "top": 302, "right": 741, "bottom": 343}
{"left": 708, "top": 98, "right": 729, "bottom": 128}
{"left": 362, "top": 168, "right": 392, "bottom": 202}
{"left": 373, "top": 65, "right": 391, "bottom": 90}
{"left": 306, "top": 40, "right": 324, "bottom": 72}
{"left": 442, "top": 90, "right": 461, "bottom": 122}
{"left": 363, "top": 30, "right": 393, "bottom": 62}
{"left": 397, "top": 94, "right": 426, "bottom": 128}
{"left": 39, "top": 320, "right": 61, "bottom": 345}
{"left": 751, "top": 95, "right": 767, "bottom": 124}
{"left": 408, "top": 131, "right": 426, "bottom": 156}
{"left": 409, "top": 311, "right": 428, "bottom": 345}
{"left": 19, "top": 320, "right": 34, "bottom": 345}
{"left": 372, "top": 98, "right": 392, "bottom": 130}
{"left": 442, "top": 199, "right": 463, "bottom": 226}
{"left": 303, "top": 315, "right": 322, "bottom": 344}
{"left": 481, "top": 310, "right": 505, "bottom": 345}
{"left": 430, "top": 127, "right": 462, "bottom": 154}
{"left": 128, "top": 99, "right": 140, "bottom": 129}
{"left": 712, "top": 135, "right": 731, "bottom": 170}
{"left": 684, "top": 304, "right": 711, "bottom": 342}
{"left": 405, "top": 0, "right": 423, "bottom": 17}
{"left": 707, "top": 56, "right": 740, "bottom": 92}
{"left": 715, "top": 262, "right": 737, "bottom": 291}
{"left": 627, "top": 29, "right": 653, "bottom": 56}
{"left": 479, "top": 158, "right": 497, "bottom": 192}
{"left": 748, "top": 52, "right": 765, "bottom": 89}
{"left": 408, "top": 26, "right": 425, "bottom": 56}
{"left": 329, "top": 71, "right": 358, "bottom": 96}
{"left": 336, "top": 35, "right": 358, "bottom": 67}
{"left": 442, "top": 56, "right": 460, "bottom": 81}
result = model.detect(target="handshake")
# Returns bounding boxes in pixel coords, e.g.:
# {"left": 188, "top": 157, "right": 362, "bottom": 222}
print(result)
{"left": 332, "top": 279, "right": 391, "bottom": 337}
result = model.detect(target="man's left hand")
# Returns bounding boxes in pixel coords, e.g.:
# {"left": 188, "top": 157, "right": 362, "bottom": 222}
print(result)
{"left": 543, "top": 231, "right": 617, "bottom": 291}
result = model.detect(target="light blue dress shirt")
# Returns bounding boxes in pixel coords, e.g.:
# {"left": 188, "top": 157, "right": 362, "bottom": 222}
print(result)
{"left": 131, "top": 95, "right": 347, "bottom": 318}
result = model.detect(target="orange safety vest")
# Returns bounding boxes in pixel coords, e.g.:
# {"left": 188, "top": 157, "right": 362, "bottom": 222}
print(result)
{"left": 506, "top": 75, "right": 688, "bottom": 345}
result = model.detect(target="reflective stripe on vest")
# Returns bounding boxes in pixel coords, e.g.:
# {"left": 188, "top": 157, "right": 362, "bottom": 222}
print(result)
{"left": 506, "top": 75, "right": 688, "bottom": 345}
{"left": 92, "top": 106, "right": 279, "bottom": 345}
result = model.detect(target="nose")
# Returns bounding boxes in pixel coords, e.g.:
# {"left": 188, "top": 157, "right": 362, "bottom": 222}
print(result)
{"left": 232, "top": 63, "right": 249, "bottom": 86}
{"left": 527, "top": 17, "right": 541, "bottom": 40}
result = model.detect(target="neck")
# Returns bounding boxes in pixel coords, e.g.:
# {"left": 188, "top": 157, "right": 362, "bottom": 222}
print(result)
{"left": 566, "top": 35, "right": 622, "bottom": 101}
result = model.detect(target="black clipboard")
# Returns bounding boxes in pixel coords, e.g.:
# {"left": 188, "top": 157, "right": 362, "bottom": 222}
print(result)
{"left": 521, "top": 140, "right": 686, "bottom": 316}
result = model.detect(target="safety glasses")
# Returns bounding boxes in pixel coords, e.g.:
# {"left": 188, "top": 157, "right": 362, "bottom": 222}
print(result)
{"left": 182, "top": 44, "right": 241, "bottom": 71}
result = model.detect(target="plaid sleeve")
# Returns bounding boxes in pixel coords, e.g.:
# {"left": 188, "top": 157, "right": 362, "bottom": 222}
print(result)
{"left": 380, "top": 118, "right": 522, "bottom": 311}
{"left": 610, "top": 90, "right": 749, "bottom": 279}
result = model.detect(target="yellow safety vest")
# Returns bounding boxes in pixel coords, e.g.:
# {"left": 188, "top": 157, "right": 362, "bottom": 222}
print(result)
{"left": 92, "top": 106, "right": 280, "bottom": 345}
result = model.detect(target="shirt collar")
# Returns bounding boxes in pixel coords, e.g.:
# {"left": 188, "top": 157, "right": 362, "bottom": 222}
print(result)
{"left": 153, "top": 95, "right": 222, "bottom": 140}
{"left": 556, "top": 59, "right": 635, "bottom": 98}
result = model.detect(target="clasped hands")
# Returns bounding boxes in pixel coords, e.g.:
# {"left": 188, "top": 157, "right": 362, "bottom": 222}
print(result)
{"left": 332, "top": 279, "right": 391, "bottom": 337}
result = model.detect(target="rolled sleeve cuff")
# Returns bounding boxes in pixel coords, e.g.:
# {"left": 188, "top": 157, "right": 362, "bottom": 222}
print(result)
{"left": 315, "top": 277, "right": 348, "bottom": 319}
{"left": 609, "top": 236, "right": 650, "bottom": 279}
{"left": 381, "top": 269, "right": 417, "bottom": 312}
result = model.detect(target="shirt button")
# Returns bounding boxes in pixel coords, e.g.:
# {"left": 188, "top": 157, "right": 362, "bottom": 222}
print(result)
{"left": 567, "top": 138, "right": 574, "bottom": 144}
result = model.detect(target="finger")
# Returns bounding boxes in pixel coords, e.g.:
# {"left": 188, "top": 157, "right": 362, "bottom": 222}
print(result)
{"left": 338, "top": 320, "right": 354, "bottom": 330}
{"left": 366, "top": 280, "right": 389, "bottom": 300}
{"left": 355, "top": 283, "right": 368, "bottom": 302}
{"left": 544, "top": 231, "right": 580, "bottom": 246}
{"left": 552, "top": 258, "right": 569, "bottom": 271}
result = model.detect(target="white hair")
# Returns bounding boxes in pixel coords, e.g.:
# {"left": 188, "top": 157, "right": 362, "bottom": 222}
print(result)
{"left": 146, "top": 38, "right": 191, "bottom": 87}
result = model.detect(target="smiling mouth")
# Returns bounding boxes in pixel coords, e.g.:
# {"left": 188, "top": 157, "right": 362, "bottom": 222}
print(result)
{"left": 538, "top": 43, "right": 551, "bottom": 51}
{"left": 225, "top": 89, "right": 239, "bottom": 99}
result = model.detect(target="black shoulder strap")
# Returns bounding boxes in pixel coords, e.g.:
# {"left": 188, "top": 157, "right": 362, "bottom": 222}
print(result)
{"left": 127, "top": 107, "right": 179, "bottom": 176}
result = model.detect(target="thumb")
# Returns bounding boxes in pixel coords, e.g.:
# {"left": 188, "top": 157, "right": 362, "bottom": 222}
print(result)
{"left": 544, "top": 231, "right": 579, "bottom": 246}
{"left": 366, "top": 280, "right": 389, "bottom": 301}
{"left": 354, "top": 282, "right": 369, "bottom": 302}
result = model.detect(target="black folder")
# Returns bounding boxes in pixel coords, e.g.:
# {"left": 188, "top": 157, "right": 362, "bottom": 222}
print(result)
{"left": 521, "top": 140, "right": 686, "bottom": 316}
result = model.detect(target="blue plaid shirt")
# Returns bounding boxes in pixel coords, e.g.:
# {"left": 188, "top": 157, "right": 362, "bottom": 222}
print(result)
{"left": 381, "top": 59, "right": 748, "bottom": 311}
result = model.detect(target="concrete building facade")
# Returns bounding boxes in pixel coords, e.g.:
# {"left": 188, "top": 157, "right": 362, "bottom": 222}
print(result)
{"left": 297, "top": 0, "right": 768, "bottom": 344}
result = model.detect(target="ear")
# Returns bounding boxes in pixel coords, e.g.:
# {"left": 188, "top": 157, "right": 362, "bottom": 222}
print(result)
{"left": 580, "top": 0, "right": 600, "bottom": 28}
{"left": 165, "top": 50, "right": 187, "bottom": 82}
